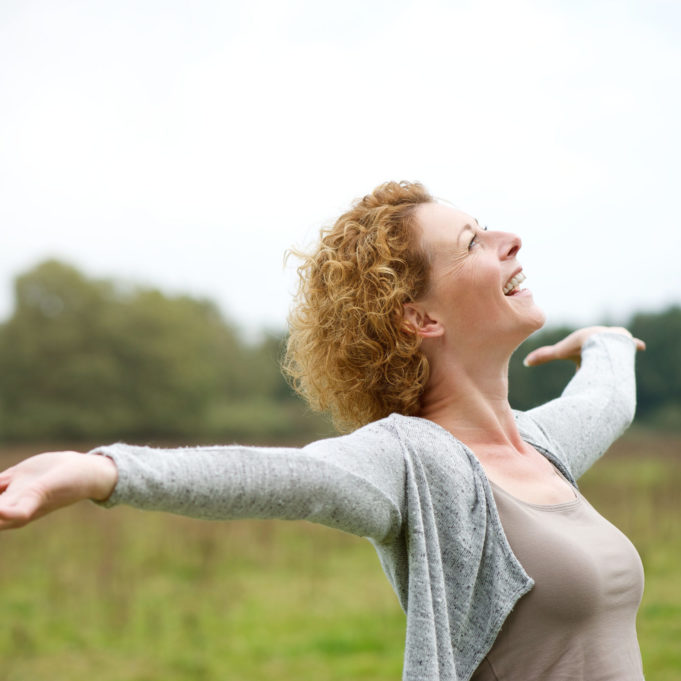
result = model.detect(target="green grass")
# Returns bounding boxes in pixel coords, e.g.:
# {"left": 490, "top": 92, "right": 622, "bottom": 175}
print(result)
{"left": 1, "top": 431, "right": 680, "bottom": 680}
{"left": 0, "top": 488, "right": 405, "bottom": 681}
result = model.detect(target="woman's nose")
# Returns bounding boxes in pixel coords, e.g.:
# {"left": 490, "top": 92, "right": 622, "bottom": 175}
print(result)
{"left": 499, "top": 232, "right": 521, "bottom": 259}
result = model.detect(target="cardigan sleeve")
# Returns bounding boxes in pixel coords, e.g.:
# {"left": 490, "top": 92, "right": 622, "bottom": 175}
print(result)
{"left": 88, "top": 420, "right": 405, "bottom": 544}
{"left": 520, "top": 332, "right": 638, "bottom": 479}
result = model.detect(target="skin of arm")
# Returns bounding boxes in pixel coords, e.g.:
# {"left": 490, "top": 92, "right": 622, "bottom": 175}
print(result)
{"left": 523, "top": 325, "right": 645, "bottom": 367}
{"left": 0, "top": 451, "right": 117, "bottom": 530}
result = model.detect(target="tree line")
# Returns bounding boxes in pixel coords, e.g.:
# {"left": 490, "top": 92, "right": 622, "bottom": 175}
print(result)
{"left": 0, "top": 260, "right": 678, "bottom": 444}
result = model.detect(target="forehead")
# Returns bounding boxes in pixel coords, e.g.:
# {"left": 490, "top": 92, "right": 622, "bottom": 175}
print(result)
{"left": 414, "top": 202, "right": 477, "bottom": 249}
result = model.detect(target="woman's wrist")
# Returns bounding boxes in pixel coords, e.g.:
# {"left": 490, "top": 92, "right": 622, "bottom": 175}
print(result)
{"left": 86, "top": 453, "right": 118, "bottom": 501}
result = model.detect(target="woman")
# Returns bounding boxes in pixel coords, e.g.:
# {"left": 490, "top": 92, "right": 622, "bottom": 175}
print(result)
{"left": 0, "top": 181, "right": 646, "bottom": 680}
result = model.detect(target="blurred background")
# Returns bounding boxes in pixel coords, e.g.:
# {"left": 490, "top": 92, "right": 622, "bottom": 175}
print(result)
{"left": 1, "top": 1, "right": 679, "bottom": 679}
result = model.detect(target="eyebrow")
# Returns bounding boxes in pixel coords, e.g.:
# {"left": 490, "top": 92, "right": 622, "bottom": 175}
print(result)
{"left": 458, "top": 223, "right": 475, "bottom": 246}
{"left": 457, "top": 217, "right": 481, "bottom": 244}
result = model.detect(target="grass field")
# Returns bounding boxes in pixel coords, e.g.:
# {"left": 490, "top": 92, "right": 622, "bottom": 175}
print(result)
{"left": 1, "top": 429, "right": 680, "bottom": 680}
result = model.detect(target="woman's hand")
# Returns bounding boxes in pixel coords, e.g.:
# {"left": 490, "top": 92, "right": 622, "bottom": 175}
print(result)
{"left": 0, "top": 451, "right": 118, "bottom": 530}
{"left": 523, "top": 326, "right": 646, "bottom": 368}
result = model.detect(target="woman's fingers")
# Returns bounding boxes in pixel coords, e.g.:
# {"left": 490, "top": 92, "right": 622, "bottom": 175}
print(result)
{"left": 0, "top": 488, "right": 44, "bottom": 529}
{"left": 524, "top": 330, "right": 587, "bottom": 366}
{"left": 0, "top": 473, "right": 11, "bottom": 494}
{"left": 0, "top": 465, "right": 48, "bottom": 528}
{"left": 523, "top": 344, "right": 564, "bottom": 367}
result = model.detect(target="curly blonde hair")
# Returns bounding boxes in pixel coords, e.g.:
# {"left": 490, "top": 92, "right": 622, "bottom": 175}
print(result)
{"left": 283, "top": 181, "right": 434, "bottom": 432}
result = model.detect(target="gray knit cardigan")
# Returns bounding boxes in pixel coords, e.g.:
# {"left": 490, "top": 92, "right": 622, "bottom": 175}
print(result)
{"left": 91, "top": 332, "right": 637, "bottom": 680}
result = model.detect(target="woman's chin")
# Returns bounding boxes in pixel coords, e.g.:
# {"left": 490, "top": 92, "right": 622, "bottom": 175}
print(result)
{"left": 515, "top": 305, "right": 546, "bottom": 341}
{"left": 531, "top": 307, "right": 547, "bottom": 331}
{"left": 520, "top": 296, "right": 546, "bottom": 331}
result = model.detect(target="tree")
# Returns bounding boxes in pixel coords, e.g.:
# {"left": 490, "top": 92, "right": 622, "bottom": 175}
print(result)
{"left": 0, "top": 261, "right": 248, "bottom": 440}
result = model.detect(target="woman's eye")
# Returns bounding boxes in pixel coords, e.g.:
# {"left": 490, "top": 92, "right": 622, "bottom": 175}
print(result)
{"left": 468, "top": 226, "right": 488, "bottom": 250}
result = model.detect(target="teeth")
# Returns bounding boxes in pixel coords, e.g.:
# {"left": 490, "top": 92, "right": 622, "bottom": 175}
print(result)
{"left": 503, "top": 271, "right": 526, "bottom": 295}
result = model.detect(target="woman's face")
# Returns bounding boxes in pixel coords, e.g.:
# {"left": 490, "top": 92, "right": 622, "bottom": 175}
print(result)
{"left": 412, "top": 202, "right": 545, "bottom": 346}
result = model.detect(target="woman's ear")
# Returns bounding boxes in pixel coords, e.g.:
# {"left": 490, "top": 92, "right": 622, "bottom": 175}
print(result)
{"left": 403, "top": 303, "right": 444, "bottom": 338}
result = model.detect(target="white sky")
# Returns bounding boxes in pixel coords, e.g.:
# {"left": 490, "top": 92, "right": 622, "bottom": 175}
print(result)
{"left": 1, "top": 0, "right": 680, "bottom": 336}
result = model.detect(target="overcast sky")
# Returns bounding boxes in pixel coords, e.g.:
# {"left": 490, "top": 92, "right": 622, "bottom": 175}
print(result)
{"left": 1, "top": 0, "right": 680, "bottom": 337}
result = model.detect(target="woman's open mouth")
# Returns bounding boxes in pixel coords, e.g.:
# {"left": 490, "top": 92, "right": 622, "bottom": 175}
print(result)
{"left": 503, "top": 271, "right": 526, "bottom": 296}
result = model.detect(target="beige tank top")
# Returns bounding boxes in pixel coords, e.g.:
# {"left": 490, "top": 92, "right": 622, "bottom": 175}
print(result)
{"left": 471, "top": 476, "right": 645, "bottom": 681}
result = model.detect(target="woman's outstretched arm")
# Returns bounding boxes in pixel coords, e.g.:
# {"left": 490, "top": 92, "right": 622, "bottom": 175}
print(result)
{"left": 520, "top": 326, "right": 645, "bottom": 479}
{"left": 0, "top": 423, "right": 405, "bottom": 543}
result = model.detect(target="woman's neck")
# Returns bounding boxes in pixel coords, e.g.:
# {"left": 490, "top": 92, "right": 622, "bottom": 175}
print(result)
{"left": 418, "top": 346, "right": 528, "bottom": 454}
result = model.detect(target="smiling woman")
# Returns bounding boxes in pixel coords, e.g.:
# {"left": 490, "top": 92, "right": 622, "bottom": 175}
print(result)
{"left": 0, "top": 181, "right": 647, "bottom": 681}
